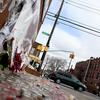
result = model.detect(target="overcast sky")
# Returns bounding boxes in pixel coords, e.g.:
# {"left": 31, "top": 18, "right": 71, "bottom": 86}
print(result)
{"left": 36, "top": 0, "right": 100, "bottom": 67}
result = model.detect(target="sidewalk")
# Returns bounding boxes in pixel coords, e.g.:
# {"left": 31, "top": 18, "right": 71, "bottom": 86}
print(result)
{"left": 0, "top": 69, "right": 77, "bottom": 100}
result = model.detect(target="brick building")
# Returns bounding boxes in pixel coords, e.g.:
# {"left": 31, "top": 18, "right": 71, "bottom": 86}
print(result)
{"left": 0, "top": 0, "right": 10, "bottom": 29}
{"left": 74, "top": 57, "right": 100, "bottom": 95}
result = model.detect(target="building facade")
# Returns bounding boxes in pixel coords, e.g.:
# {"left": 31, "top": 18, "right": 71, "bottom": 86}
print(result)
{"left": 74, "top": 57, "right": 100, "bottom": 95}
{"left": 0, "top": 0, "right": 11, "bottom": 29}
{"left": 0, "top": 0, "right": 52, "bottom": 68}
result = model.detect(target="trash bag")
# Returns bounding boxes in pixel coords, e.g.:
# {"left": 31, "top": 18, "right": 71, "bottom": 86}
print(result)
{"left": 0, "top": 51, "right": 9, "bottom": 70}
{"left": 0, "top": 32, "right": 5, "bottom": 52}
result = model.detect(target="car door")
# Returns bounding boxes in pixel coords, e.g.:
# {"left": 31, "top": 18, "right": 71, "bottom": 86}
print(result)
{"left": 62, "top": 73, "right": 73, "bottom": 86}
{"left": 60, "top": 73, "right": 68, "bottom": 84}
{"left": 71, "top": 76, "right": 81, "bottom": 87}
{"left": 56, "top": 72, "right": 65, "bottom": 81}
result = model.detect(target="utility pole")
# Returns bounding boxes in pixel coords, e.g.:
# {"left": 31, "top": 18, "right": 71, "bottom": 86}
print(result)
{"left": 68, "top": 58, "right": 72, "bottom": 71}
{"left": 67, "top": 53, "right": 74, "bottom": 72}
{"left": 83, "top": 57, "right": 94, "bottom": 82}
{"left": 37, "top": 0, "right": 64, "bottom": 71}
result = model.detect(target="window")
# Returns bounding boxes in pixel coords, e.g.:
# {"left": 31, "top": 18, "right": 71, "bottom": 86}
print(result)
{"left": 65, "top": 73, "right": 71, "bottom": 78}
{"left": 96, "top": 73, "right": 100, "bottom": 80}
{"left": 90, "top": 82, "right": 93, "bottom": 84}
{"left": 57, "top": 71, "right": 64, "bottom": 75}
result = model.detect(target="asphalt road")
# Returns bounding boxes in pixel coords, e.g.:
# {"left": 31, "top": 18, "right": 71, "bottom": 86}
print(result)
{"left": 59, "top": 84, "right": 100, "bottom": 100}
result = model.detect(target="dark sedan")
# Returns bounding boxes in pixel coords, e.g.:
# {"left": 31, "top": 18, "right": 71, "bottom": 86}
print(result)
{"left": 48, "top": 71, "right": 87, "bottom": 92}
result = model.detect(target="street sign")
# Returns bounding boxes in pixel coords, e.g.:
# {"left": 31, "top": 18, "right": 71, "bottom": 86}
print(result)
{"left": 37, "top": 45, "right": 48, "bottom": 52}
{"left": 69, "top": 53, "right": 75, "bottom": 59}
{"left": 42, "top": 31, "right": 49, "bottom": 36}
{"left": 28, "top": 54, "right": 41, "bottom": 64}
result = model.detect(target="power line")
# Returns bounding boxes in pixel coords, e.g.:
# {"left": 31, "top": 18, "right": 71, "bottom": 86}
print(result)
{"left": 47, "top": 13, "right": 100, "bottom": 34}
{"left": 64, "top": 0, "right": 100, "bottom": 15}
{"left": 65, "top": 0, "right": 100, "bottom": 12}
{"left": 48, "top": 11, "right": 100, "bottom": 32}
{"left": 48, "top": 49, "right": 74, "bottom": 53}
{"left": 79, "top": 0, "right": 100, "bottom": 10}
{"left": 46, "top": 16, "right": 100, "bottom": 37}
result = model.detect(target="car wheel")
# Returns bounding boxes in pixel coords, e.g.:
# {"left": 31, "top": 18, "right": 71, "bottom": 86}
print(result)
{"left": 78, "top": 87, "right": 83, "bottom": 92}
{"left": 44, "top": 74, "right": 48, "bottom": 79}
{"left": 56, "top": 79, "right": 61, "bottom": 84}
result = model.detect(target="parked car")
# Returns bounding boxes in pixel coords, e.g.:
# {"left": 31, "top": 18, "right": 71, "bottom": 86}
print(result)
{"left": 48, "top": 71, "right": 87, "bottom": 92}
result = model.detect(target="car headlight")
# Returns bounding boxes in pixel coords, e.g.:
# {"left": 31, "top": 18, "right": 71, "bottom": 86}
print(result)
{"left": 83, "top": 85, "right": 87, "bottom": 88}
